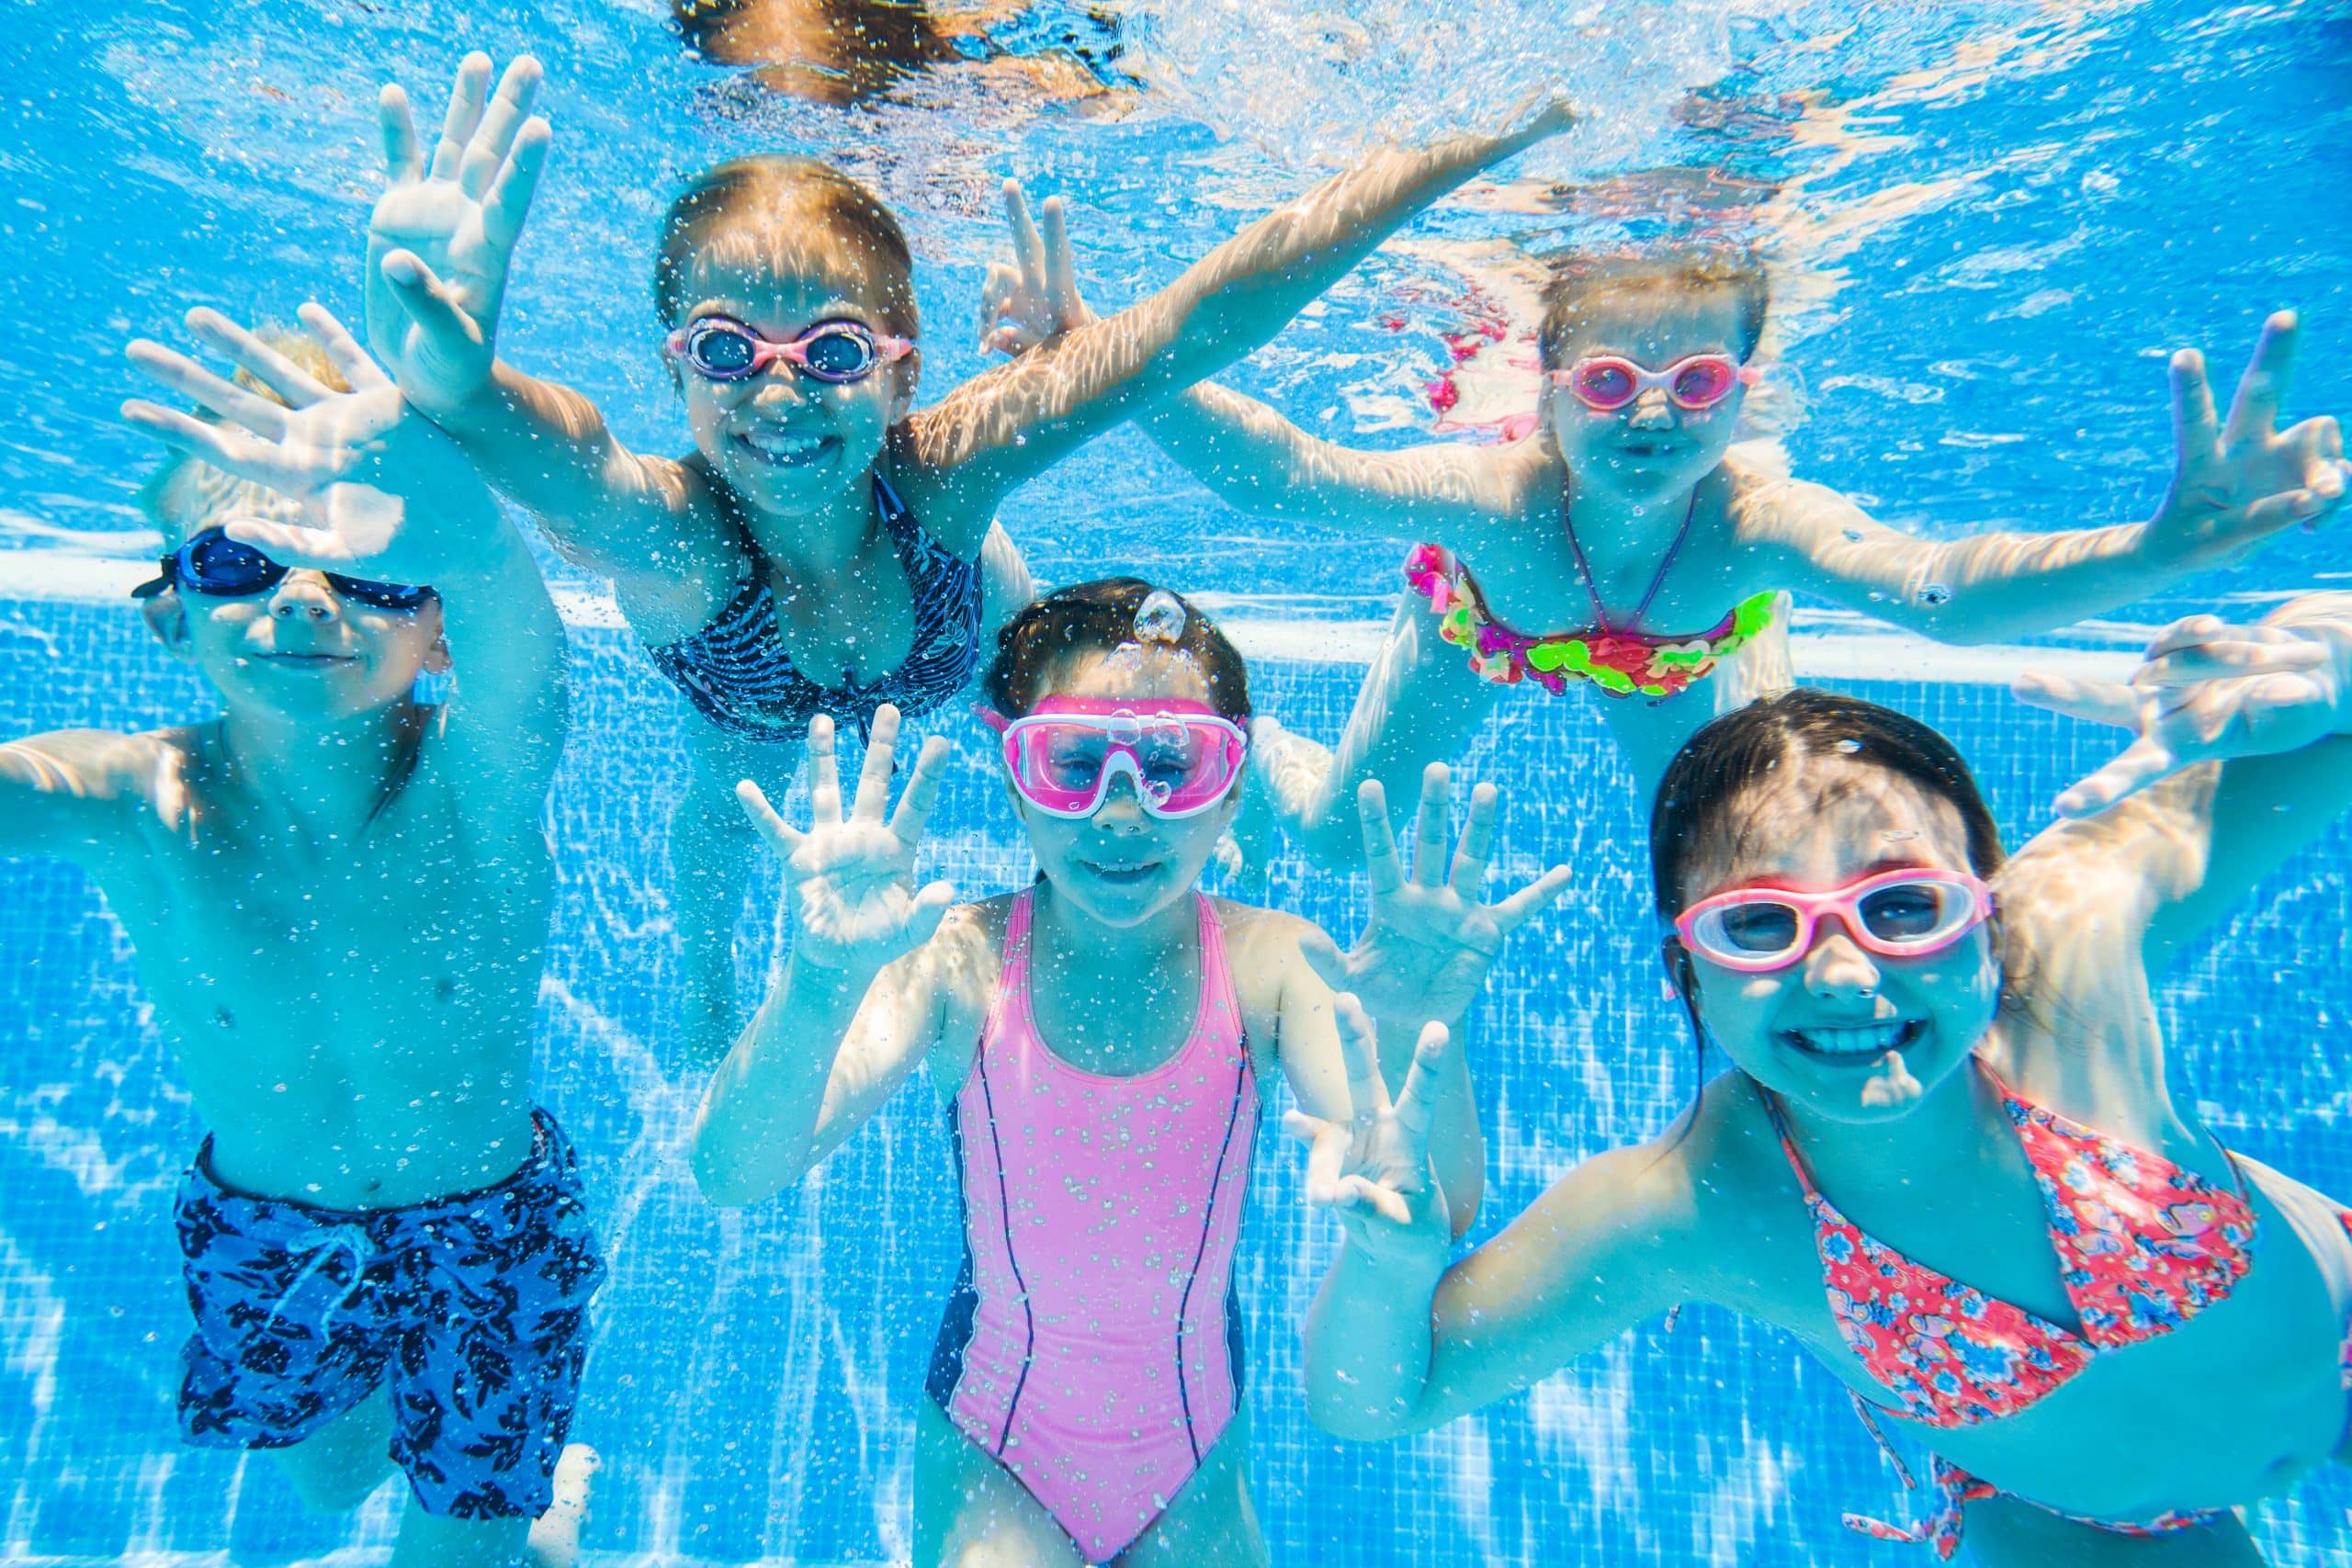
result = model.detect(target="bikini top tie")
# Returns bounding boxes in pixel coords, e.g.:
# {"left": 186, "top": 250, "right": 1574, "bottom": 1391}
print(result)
{"left": 1764, "top": 1064, "right": 2258, "bottom": 1430}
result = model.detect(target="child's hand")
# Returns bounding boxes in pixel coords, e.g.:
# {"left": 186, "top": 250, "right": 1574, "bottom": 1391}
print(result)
{"left": 121, "top": 304, "right": 497, "bottom": 586}
{"left": 1284, "top": 1001, "right": 1454, "bottom": 1266}
{"left": 2142, "top": 311, "right": 2349, "bottom": 569}
{"left": 1300, "top": 764, "right": 1571, "bottom": 1027}
{"left": 978, "top": 178, "right": 1096, "bottom": 356}
{"left": 737, "top": 707, "right": 956, "bottom": 975}
{"left": 366, "top": 53, "right": 550, "bottom": 420}
{"left": 2016, "top": 613, "right": 2346, "bottom": 816}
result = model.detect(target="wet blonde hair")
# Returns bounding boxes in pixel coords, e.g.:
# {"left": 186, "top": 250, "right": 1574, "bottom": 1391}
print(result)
{"left": 1535, "top": 248, "right": 1770, "bottom": 370}
{"left": 651, "top": 156, "right": 919, "bottom": 340}
{"left": 135, "top": 329, "right": 349, "bottom": 549}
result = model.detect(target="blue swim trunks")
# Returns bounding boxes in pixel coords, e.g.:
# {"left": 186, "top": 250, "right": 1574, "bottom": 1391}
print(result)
{"left": 175, "top": 1110, "right": 605, "bottom": 1519}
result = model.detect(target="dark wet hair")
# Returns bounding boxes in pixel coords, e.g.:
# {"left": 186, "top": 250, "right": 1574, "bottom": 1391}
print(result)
{"left": 1649, "top": 687, "right": 2006, "bottom": 1080}
{"left": 981, "top": 577, "right": 1250, "bottom": 725}
{"left": 1536, "top": 247, "right": 1770, "bottom": 370}
{"left": 651, "top": 155, "right": 919, "bottom": 339}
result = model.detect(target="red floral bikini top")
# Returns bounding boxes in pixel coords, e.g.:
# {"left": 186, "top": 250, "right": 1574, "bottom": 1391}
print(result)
{"left": 1763, "top": 1066, "right": 2258, "bottom": 1430}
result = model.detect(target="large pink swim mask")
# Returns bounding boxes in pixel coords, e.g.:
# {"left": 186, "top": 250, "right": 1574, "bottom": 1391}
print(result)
{"left": 1552, "top": 353, "right": 1755, "bottom": 412}
{"left": 978, "top": 696, "right": 1248, "bottom": 820}
{"left": 1675, "top": 867, "right": 1993, "bottom": 973}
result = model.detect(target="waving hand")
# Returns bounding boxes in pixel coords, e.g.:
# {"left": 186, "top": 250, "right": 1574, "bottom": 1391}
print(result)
{"left": 738, "top": 706, "right": 956, "bottom": 976}
{"left": 1285, "top": 999, "right": 1455, "bottom": 1262}
{"left": 365, "top": 52, "right": 551, "bottom": 419}
{"left": 1302, "top": 764, "right": 1571, "bottom": 1027}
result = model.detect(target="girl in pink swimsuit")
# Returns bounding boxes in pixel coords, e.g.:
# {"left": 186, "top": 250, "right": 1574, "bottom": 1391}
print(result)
{"left": 691, "top": 577, "right": 1569, "bottom": 1564}
{"left": 1291, "top": 593, "right": 2352, "bottom": 1564}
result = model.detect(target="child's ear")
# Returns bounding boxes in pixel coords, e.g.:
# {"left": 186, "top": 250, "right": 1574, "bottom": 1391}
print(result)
{"left": 424, "top": 632, "right": 454, "bottom": 677}
{"left": 141, "top": 592, "right": 194, "bottom": 661}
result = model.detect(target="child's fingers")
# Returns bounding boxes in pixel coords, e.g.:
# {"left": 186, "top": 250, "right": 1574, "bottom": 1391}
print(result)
{"left": 428, "top": 52, "right": 494, "bottom": 183}
{"left": 1001, "top": 178, "right": 1044, "bottom": 283}
{"left": 459, "top": 55, "right": 542, "bottom": 199}
{"left": 379, "top": 250, "right": 482, "bottom": 351}
{"left": 1040, "top": 196, "right": 1076, "bottom": 317}
{"left": 2232, "top": 486, "right": 2328, "bottom": 540}
{"left": 1447, "top": 780, "right": 1498, "bottom": 902}
{"left": 1337, "top": 1175, "right": 1413, "bottom": 1227}
{"left": 185, "top": 307, "right": 334, "bottom": 409}
{"left": 1331, "top": 994, "right": 1391, "bottom": 1128}
{"left": 1410, "top": 762, "right": 1451, "bottom": 888}
{"left": 2010, "top": 671, "right": 2142, "bottom": 729}
{"left": 736, "top": 778, "right": 805, "bottom": 854}
{"left": 1387, "top": 1021, "right": 1451, "bottom": 1155}
{"left": 2166, "top": 348, "right": 2220, "bottom": 466}
{"left": 851, "top": 705, "right": 901, "bottom": 822}
{"left": 378, "top": 84, "right": 423, "bottom": 183}
{"left": 1295, "top": 926, "right": 1350, "bottom": 996}
{"left": 889, "top": 735, "right": 953, "bottom": 846}
{"left": 2222, "top": 309, "right": 2297, "bottom": 447}
{"left": 1283, "top": 1111, "right": 1347, "bottom": 1203}
{"left": 120, "top": 399, "right": 247, "bottom": 467}
{"left": 292, "top": 303, "right": 391, "bottom": 394}
{"left": 804, "top": 714, "right": 842, "bottom": 826}
{"left": 1355, "top": 778, "right": 1407, "bottom": 897}
{"left": 126, "top": 340, "right": 293, "bottom": 442}
{"left": 977, "top": 261, "right": 1018, "bottom": 350}
{"left": 1491, "top": 864, "right": 1573, "bottom": 934}
{"left": 2054, "top": 735, "right": 2180, "bottom": 819}
{"left": 2138, "top": 639, "right": 2326, "bottom": 686}
{"left": 906, "top": 881, "right": 956, "bottom": 948}
{"left": 481, "top": 118, "right": 550, "bottom": 254}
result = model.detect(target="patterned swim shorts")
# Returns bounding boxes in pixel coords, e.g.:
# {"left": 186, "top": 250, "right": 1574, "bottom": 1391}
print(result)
{"left": 175, "top": 1110, "right": 605, "bottom": 1519}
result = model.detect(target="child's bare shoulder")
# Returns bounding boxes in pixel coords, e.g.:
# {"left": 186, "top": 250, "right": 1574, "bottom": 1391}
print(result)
{"left": 3, "top": 723, "right": 200, "bottom": 806}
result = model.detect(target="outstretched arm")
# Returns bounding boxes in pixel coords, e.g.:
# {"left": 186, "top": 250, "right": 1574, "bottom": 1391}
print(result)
{"left": 1749, "top": 314, "right": 2347, "bottom": 644}
{"left": 363, "top": 54, "right": 730, "bottom": 628}
{"left": 909, "top": 105, "right": 1574, "bottom": 520}
{"left": 0, "top": 729, "right": 164, "bottom": 868}
{"left": 2011, "top": 593, "right": 2352, "bottom": 969}
{"left": 1290, "top": 1011, "right": 1691, "bottom": 1439}
{"left": 978, "top": 187, "right": 1508, "bottom": 543}
{"left": 691, "top": 708, "right": 960, "bottom": 1203}
{"left": 122, "top": 304, "right": 570, "bottom": 804}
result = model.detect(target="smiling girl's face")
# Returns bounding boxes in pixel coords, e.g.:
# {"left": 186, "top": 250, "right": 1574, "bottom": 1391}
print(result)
{"left": 1010, "top": 646, "right": 1242, "bottom": 931}
{"left": 1676, "top": 750, "right": 2004, "bottom": 1122}
{"left": 1544, "top": 285, "right": 1751, "bottom": 500}
{"left": 672, "top": 251, "right": 917, "bottom": 519}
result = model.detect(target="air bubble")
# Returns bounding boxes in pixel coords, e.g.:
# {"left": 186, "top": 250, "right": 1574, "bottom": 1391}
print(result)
{"left": 1882, "top": 829, "right": 1917, "bottom": 841}
{"left": 1835, "top": 739, "right": 1862, "bottom": 753}
{"left": 1918, "top": 583, "right": 1952, "bottom": 607}
{"left": 1841, "top": 528, "right": 1864, "bottom": 542}
{"left": 1132, "top": 590, "right": 1188, "bottom": 645}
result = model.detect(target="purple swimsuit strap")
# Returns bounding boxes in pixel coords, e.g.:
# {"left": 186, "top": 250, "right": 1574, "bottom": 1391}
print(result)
{"left": 1561, "top": 484, "right": 1702, "bottom": 636}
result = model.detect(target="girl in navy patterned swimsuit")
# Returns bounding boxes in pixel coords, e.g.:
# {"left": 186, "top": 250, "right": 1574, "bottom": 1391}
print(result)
{"left": 357, "top": 51, "right": 1571, "bottom": 1057}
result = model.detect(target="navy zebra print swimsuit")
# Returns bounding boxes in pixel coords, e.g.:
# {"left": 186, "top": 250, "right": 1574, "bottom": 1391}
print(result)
{"left": 647, "top": 474, "right": 983, "bottom": 741}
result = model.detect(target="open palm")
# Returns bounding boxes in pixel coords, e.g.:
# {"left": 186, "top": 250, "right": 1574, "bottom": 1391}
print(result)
{"left": 365, "top": 52, "right": 550, "bottom": 417}
{"left": 738, "top": 706, "right": 956, "bottom": 976}
{"left": 122, "top": 304, "right": 493, "bottom": 585}
{"left": 1303, "top": 764, "right": 1571, "bottom": 1028}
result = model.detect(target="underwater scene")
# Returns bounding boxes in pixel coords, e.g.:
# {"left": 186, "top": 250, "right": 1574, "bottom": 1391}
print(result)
{"left": 4, "top": 0, "right": 2352, "bottom": 1563}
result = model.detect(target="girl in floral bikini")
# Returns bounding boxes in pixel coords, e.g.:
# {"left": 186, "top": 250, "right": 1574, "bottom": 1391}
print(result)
{"left": 986, "top": 218, "right": 2350, "bottom": 867}
{"left": 1290, "top": 593, "right": 2352, "bottom": 1563}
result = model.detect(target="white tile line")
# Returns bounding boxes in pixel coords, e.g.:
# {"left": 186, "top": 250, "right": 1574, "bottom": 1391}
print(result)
{"left": 0, "top": 557, "right": 2145, "bottom": 682}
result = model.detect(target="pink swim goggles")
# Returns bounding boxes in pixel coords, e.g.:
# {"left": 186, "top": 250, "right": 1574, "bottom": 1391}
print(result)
{"left": 978, "top": 696, "right": 1248, "bottom": 819}
{"left": 1674, "top": 867, "right": 1993, "bottom": 973}
{"left": 1552, "top": 353, "right": 1754, "bottom": 412}
{"left": 666, "top": 315, "right": 914, "bottom": 384}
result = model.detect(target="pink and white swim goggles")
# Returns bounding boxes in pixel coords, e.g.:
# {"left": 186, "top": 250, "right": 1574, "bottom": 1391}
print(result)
{"left": 1552, "top": 353, "right": 1755, "bottom": 412}
{"left": 978, "top": 695, "right": 1248, "bottom": 819}
{"left": 1674, "top": 867, "right": 1993, "bottom": 973}
{"left": 666, "top": 315, "right": 914, "bottom": 384}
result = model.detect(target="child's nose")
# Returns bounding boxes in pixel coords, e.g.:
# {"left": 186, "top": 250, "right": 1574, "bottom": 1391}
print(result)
{"left": 1626, "top": 389, "right": 1677, "bottom": 429}
{"left": 269, "top": 573, "right": 340, "bottom": 620}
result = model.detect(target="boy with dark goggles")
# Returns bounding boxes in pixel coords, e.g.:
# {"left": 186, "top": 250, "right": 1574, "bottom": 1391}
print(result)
{"left": 132, "top": 526, "right": 435, "bottom": 611}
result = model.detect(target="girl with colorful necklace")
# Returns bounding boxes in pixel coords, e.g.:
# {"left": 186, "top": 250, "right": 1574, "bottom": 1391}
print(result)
{"left": 984, "top": 209, "right": 2349, "bottom": 868}
{"left": 1289, "top": 593, "right": 2352, "bottom": 1563}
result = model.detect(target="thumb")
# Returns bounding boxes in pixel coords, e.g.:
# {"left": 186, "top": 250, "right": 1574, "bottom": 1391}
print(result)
{"left": 735, "top": 778, "right": 805, "bottom": 855}
{"left": 905, "top": 881, "right": 956, "bottom": 946}
{"left": 2053, "top": 734, "right": 2182, "bottom": 819}
{"left": 379, "top": 250, "right": 485, "bottom": 351}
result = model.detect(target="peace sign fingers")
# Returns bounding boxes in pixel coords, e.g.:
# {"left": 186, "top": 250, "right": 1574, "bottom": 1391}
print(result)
{"left": 2222, "top": 310, "right": 2299, "bottom": 450}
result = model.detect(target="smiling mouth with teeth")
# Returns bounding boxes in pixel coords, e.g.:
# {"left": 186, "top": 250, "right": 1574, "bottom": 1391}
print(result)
{"left": 1781, "top": 1018, "right": 1926, "bottom": 1058}
{"left": 736, "top": 429, "right": 840, "bottom": 468}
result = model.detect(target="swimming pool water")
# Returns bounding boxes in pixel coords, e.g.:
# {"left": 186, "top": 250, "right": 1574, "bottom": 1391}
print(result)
{"left": 4, "top": 0, "right": 2351, "bottom": 1562}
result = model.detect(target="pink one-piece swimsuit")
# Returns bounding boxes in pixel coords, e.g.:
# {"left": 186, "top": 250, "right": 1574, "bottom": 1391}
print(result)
{"left": 926, "top": 889, "right": 1261, "bottom": 1562}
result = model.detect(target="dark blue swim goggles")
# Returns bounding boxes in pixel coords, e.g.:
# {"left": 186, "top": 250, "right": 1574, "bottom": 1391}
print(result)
{"left": 132, "top": 527, "right": 435, "bottom": 611}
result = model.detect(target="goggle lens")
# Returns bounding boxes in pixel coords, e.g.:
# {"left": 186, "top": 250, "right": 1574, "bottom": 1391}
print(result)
{"left": 1574, "top": 361, "right": 1636, "bottom": 409}
{"left": 1672, "top": 357, "right": 1737, "bottom": 405}
{"left": 687, "top": 322, "right": 761, "bottom": 378}
{"left": 797, "top": 326, "right": 879, "bottom": 380}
